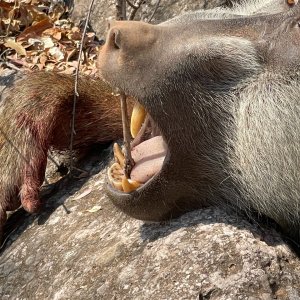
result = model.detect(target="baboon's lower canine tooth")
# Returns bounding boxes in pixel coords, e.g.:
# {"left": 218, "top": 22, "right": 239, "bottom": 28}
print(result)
{"left": 113, "top": 143, "right": 125, "bottom": 167}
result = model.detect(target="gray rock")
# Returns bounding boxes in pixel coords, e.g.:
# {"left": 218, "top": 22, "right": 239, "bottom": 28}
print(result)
{"left": 1, "top": 151, "right": 300, "bottom": 299}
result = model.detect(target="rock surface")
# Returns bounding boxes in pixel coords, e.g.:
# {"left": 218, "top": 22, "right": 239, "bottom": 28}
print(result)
{"left": 1, "top": 148, "right": 300, "bottom": 299}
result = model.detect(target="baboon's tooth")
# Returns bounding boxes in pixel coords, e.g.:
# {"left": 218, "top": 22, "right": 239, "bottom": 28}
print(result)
{"left": 113, "top": 143, "right": 125, "bottom": 167}
{"left": 130, "top": 102, "right": 147, "bottom": 138}
{"left": 108, "top": 162, "right": 124, "bottom": 191}
{"left": 122, "top": 176, "right": 141, "bottom": 193}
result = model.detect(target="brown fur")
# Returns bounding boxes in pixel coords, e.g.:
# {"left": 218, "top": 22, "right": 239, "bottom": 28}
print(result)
{"left": 98, "top": 0, "right": 300, "bottom": 241}
{"left": 0, "top": 72, "right": 129, "bottom": 239}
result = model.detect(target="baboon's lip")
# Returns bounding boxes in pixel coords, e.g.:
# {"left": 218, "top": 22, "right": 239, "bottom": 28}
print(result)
{"left": 107, "top": 99, "right": 169, "bottom": 195}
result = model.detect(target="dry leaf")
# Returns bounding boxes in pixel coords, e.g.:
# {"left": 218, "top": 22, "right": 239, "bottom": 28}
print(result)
{"left": 49, "top": 46, "right": 64, "bottom": 61}
{"left": 28, "top": 37, "right": 42, "bottom": 45}
{"left": 17, "top": 18, "right": 53, "bottom": 41}
{"left": 41, "top": 37, "right": 55, "bottom": 48}
{"left": 73, "top": 188, "right": 92, "bottom": 200}
{"left": 49, "top": 3, "right": 65, "bottom": 21}
{"left": 0, "top": 1, "right": 13, "bottom": 11}
{"left": 45, "top": 63, "right": 55, "bottom": 71}
{"left": 86, "top": 205, "right": 102, "bottom": 213}
{"left": 43, "top": 27, "right": 62, "bottom": 40}
{"left": 39, "top": 53, "right": 48, "bottom": 65}
{"left": 32, "top": 55, "right": 39, "bottom": 64}
{"left": 4, "top": 39, "right": 26, "bottom": 56}
{"left": 1, "top": 0, "right": 99, "bottom": 74}
{"left": 60, "top": 66, "right": 75, "bottom": 75}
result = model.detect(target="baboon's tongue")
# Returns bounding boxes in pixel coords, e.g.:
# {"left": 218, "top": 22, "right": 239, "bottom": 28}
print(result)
{"left": 130, "top": 136, "right": 167, "bottom": 183}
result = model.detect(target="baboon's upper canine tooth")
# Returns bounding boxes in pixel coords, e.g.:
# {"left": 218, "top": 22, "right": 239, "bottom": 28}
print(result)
{"left": 130, "top": 102, "right": 147, "bottom": 138}
{"left": 113, "top": 143, "right": 125, "bottom": 167}
{"left": 122, "top": 176, "right": 141, "bottom": 193}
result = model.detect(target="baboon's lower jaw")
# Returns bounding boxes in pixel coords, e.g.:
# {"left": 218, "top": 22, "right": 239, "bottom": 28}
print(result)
{"left": 107, "top": 100, "right": 168, "bottom": 193}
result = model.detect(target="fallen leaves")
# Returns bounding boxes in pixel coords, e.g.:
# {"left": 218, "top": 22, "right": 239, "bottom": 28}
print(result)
{"left": 73, "top": 188, "right": 92, "bottom": 201}
{"left": 17, "top": 18, "right": 53, "bottom": 41}
{"left": 86, "top": 205, "right": 102, "bottom": 213}
{"left": 0, "top": 0, "right": 101, "bottom": 76}
{"left": 4, "top": 39, "right": 26, "bottom": 56}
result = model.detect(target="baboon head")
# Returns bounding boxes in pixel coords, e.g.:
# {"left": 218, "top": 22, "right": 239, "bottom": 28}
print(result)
{"left": 97, "top": 1, "right": 300, "bottom": 226}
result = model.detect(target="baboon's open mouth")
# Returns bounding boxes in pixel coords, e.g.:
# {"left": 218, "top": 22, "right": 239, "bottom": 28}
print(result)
{"left": 107, "top": 98, "right": 168, "bottom": 193}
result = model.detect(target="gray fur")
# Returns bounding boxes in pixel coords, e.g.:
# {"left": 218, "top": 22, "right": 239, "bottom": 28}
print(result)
{"left": 164, "top": 0, "right": 293, "bottom": 25}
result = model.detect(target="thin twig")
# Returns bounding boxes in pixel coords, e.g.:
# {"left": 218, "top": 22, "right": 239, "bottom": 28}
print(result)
{"left": 120, "top": 93, "right": 135, "bottom": 177}
{"left": 129, "top": 0, "right": 144, "bottom": 20}
{"left": 69, "top": 0, "right": 95, "bottom": 172}
{"left": 126, "top": 0, "right": 138, "bottom": 9}
{"left": 148, "top": 0, "right": 161, "bottom": 23}
{"left": 0, "top": 49, "right": 11, "bottom": 61}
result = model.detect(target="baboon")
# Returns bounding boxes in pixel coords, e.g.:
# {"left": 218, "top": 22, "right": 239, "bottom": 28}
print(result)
{"left": 0, "top": 72, "right": 130, "bottom": 239}
{"left": 98, "top": 0, "right": 300, "bottom": 241}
